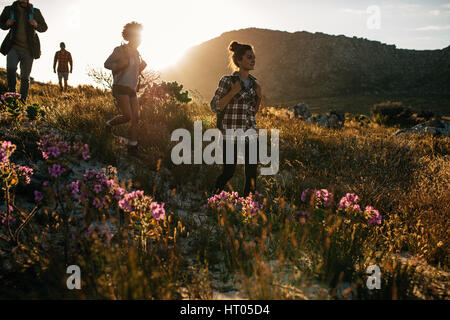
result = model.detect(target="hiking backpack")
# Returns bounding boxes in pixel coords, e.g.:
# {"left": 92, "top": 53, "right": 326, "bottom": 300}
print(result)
{"left": 10, "top": 5, "right": 35, "bottom": 21}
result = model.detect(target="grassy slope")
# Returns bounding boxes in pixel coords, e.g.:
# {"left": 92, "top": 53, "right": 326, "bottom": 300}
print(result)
{"left": 276, "top": 94, "right": 450, "bottom": 117}
{"left": 1, "top": 81, "right": 449, "bottom": 299}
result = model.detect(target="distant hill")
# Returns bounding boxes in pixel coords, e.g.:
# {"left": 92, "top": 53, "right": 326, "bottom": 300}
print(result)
{"left": 162, "top": 28, "right": 450, "bottom": 106}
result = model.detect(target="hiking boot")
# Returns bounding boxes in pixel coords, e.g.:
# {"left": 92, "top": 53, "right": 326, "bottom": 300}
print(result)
{"left": 127, "top": 144, "right": 139, "bottom": 157}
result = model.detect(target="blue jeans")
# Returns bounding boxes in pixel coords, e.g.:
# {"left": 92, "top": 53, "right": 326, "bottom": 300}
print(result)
{"left": 7, "top": 47, "right": 34, "bottom": 102}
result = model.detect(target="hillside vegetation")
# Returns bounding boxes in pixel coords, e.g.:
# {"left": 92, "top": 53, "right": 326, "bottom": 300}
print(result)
{"left": 163, "top": 28, "right": 450, "bottom": 115}
{"left": 0, "top": 79, "right": 448, "bottom": 299}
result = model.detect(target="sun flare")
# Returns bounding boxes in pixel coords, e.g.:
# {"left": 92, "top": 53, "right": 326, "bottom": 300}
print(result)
{"left": 130, "top": 0, "right": 224, "bottom": 71}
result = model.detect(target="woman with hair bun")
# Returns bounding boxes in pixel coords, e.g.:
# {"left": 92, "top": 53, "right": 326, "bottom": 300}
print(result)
{"left": 210, "top": 41, "right": 262, "bottom": 197}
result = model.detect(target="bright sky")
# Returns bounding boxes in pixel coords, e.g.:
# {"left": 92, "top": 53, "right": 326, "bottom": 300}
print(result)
{"left": 0, "top": 0, "right": 449, "bottom": 86}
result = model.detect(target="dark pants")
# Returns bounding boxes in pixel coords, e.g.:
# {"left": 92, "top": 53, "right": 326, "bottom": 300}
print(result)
{"left": 215, "top": 138, "right": 258, "bottom": 197}
{"left": 7, "top": 48, "right": 34, "bottom": 102}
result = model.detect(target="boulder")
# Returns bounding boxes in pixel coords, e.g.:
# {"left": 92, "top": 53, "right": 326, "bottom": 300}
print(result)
{"left": 288, "top": 103, "right": 312, "bottom": 120}
{"left": 318, "top": 113, "right": 330, "bottom": 127}
{"left": 306, "top": 110, "right": 345, "bottom": 129}
{"left": 289, "top": 103, "right": 346, "bottom": 129}
{"left": 395, "top": 120, "right": 450, "bottom": 138}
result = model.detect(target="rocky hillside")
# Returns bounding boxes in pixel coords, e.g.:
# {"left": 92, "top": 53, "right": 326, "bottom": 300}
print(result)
{"left": 163, "top": 28, "right": 450, "bottom": 105}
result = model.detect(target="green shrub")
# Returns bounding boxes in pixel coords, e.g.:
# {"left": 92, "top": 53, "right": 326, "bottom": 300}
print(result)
{"left": 371, "top": 101, "right": 416, "bottom": 127}
{"left": 26, "top": 103, "right": 43, "bottom": 121}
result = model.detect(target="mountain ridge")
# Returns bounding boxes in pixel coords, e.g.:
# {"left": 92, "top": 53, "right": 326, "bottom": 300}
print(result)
{"left": 162, "top": 28, "right": 450, "bottom": 105}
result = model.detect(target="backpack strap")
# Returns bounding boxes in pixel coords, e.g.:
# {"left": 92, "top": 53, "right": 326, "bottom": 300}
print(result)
{"left": 29, "top": 6, "right": 34, "bottom": 20}
{"left": 9, "top": 5, "right": 34, "bottom": 20}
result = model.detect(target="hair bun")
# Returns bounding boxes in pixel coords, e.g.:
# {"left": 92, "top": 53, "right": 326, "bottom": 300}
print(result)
{"left": 229, "top": 41, "right": 240, "bottom": 52}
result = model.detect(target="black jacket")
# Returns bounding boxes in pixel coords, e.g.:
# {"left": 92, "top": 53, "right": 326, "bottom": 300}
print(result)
{"left": 0, "top": 1, "right": 48, "bottom": 59}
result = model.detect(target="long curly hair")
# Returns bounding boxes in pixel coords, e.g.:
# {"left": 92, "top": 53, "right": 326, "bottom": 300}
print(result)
{"left": 122, "top": 22, "right": 143, "bottom": 41}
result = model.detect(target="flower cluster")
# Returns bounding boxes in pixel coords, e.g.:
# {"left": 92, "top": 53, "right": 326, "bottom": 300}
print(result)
{"left": 338, "top": 193, "right": 363, "bottom": 216}
{"left": 151, "top": 202, "right": 166, "bottom": 221}
{"left": 1, "top": 141, "right": 34, "bottom": 187}
{"left": 119, "top": 190, "right": 166, "bottom": 222}
{"left": 1, "top": 141, "right": 16, "bottom": 163}
{"left": 301, "top": 188, "right": 334, "bottom": 209}
{"left": 16, "top": 165, "right": 33, "bottom": 184}
{"left": 206, "top": 191, "right": 264, "bottom": 221}
{"left": 1, "top": 92, "right": 21, "bottom": 102}
{"left": 38, "top": 134, "right": 90, "bottom": 162}
{"left": 0, "top": 206, "right": 16, "bottom": 225}
{"left": 1, "top": 213, "right": 16, "bottom": 225}
{"left": 34, "top": 190, "right": 44, "bottom": 202}
{"left": 241, "top": 192, "right": 264, "bottom": 217}
{"left": 69, "top": 169, "right": 124, "bottom": 210}
{"left": 337, "top": 193, "right": 382, "bottom": 225}
{"left": 296, "top": 189, "right": 383, "bottom": 226}
{"left": 364, "top": 206, "right": 382, "bottom": 226}
{"left": 207, "top": 191, "right": 240, "bottom": 206}
{"left": 117, "top": 190, "right": 167, "bottom": 240}
{"left": 48, "top": 164, "right": 66, "bottom": 179}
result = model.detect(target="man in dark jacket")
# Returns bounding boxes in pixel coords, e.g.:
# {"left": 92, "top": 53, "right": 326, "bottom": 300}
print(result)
{"left": 0, "top": 0, "right": 47, "bottom": 102}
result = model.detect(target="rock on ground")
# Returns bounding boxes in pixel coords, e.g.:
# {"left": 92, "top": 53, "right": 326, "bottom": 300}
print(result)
{"left": 289, "top": 103, "right": 346, "bottom": 129}
{"left": 395, "top": 120, "right": 450, "bottom": 138}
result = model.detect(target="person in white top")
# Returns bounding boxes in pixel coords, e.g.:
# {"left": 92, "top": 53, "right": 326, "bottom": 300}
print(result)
{"left": 104, "top": 21, "right": 147, "bottom": 157}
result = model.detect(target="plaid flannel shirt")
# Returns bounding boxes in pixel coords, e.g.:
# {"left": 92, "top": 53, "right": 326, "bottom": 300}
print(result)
{"left": 211, "top": 72, "right": 259, "bottom": 141}
{"left": 54, "top": 50, "right": 73, "bottom": 73}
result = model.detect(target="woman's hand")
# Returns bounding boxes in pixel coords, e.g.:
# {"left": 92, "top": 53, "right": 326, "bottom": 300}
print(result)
{"left": 6, "top": 19, "right": 14, "bottom": 27}
{"left": 216, "top": 78, "right": 243, "bottom": 112}
{"left": 230, "top": 80, "right": 242, "bottom": 96}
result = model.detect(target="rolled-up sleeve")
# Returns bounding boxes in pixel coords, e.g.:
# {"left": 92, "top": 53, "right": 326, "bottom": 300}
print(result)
{"left": 104, "top": 47, "right": 120, "bottom": 71}
{"left": 0, "top": 7, "right": 10, "bottom": 30}
{"left": 210, "top": 76, "right": 230, "bottom": 114}
{"left": 35, "top": 9, "right": 48, "bottom": 33}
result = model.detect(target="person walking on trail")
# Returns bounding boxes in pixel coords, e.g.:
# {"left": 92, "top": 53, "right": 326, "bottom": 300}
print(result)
{"left": 0, "top": 0, "right": 47, "bottom": 102}
{"left": 210, "top": 41, "right": 263, "bottom": 197}
{"left": 54, "top": 42, "right": 73, "bottom": 92}
{"left": 104, "top": 21, "right": 147, "bottom": 157}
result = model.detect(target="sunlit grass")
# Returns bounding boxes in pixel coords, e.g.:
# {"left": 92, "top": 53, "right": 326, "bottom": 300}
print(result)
{"left": 0, "top": 80, "right": 448, "bottom": 299}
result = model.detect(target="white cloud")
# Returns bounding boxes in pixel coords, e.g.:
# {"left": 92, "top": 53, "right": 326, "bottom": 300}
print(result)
{"left": 380, "top": 3, "right": 422, "bottom": 17}
{"left": 414, "top": 25, "right": 450, "bottom": 31}
{"left": 415, "top": 36, "right": 434, "bottom": 41}
{"left": 382, "top": 3, "right": 421, "bottom": 10}
{"left": 442, "top": 3, "right": 450, "bottom": 9}
{"left": 429, "top": 10, "right": 440, "bottom": 16}
{"left": 339, "top": 8, "right": 366, "bottom": 15}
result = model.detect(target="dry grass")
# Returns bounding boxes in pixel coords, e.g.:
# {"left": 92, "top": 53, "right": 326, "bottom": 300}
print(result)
{"left": 0, "top": 82, "right": 448, "bottom": 299}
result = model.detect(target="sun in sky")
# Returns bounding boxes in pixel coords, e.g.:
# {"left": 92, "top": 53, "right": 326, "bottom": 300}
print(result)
{"left": 103, "top": 0, "right": 228, "bottom": 71}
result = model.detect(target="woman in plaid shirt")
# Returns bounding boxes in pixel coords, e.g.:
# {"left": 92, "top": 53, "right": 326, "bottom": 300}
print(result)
{"left": 211, "top": 41, "right": 262, "bottom": 197}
